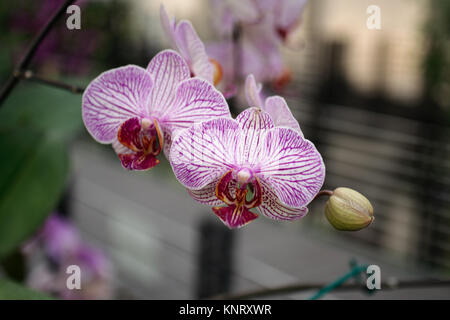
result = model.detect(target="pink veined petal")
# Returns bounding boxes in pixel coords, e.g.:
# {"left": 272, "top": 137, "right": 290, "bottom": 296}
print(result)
{"left": 160, "top": 77, "right": 231, "bottom": 131}
{"left": 159, "top": 4, "right": 178, "bottom": 50}
{"left": 146, "top": 50, "right": 190, "bottom": 114}
{"left": 175, "top": 21, "right": 213, "bottom": 83}
{"left": 257, "top": 127, "right": 325, "bottom": 208}
{"left": 258, "top": 180, "right": 308, "bottom": 220}
{"left": 82, "top": 65, "right": 153, "bottom": 143}
{"left": 187, "top": 177, "right": 237, "bottom": 206}
{"left": 235, "top": 107, "right": 274, "bottom": 167}
{"left": 245, "top": 74, "right": 263, "bottom": 108}
{"left": 170, "top": 118, "right": 239, "bottom": 190}
{"left": 188, "top": 182, "right": 222, "bottom": 206}
{"left": 187, "top": 179, "right": 223, "bottom": 206}
{"left": 264, "top": 96, "right": 303, "bottom": 135}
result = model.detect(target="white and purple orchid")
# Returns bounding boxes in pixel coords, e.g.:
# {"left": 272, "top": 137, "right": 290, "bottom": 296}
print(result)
{"left": 160, "top": 5, "right": 223, "bottom": 89}
{"left": 207, "top": 0, "right": 307, "bottom": 87}
{"left": 266, "top": 0, "right": 308, "bottom": 42}
{"left": 170, "top": 107, "right": 325, "bottom": 229}
{"left": 82, "top": 49, "right": 230, "bottom": 171}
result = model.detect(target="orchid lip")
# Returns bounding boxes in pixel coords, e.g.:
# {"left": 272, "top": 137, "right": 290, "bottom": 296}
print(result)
{"left": 116, "top": 117, "right": 165, "bottom": 170}
{"left": 213, "top": 170, "right": 263, "bottom": 228}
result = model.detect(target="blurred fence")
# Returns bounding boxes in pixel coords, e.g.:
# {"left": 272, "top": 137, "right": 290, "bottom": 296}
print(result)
{"left": 287, "top": 36, "right": 450, "bottom": 271}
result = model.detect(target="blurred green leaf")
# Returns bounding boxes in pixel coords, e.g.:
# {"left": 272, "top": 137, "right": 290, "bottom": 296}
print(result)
{"left": 0, "top": 250, "right": 26, "bottom": 282}
{"left": 0, "top": 82, "right": 83, "bottom": 139}
{"left": 0, "top": 128, "right": 68, "bottom": 259}
{"left": 0, "top": 83, "right": 83, "bottom": 260}
{"left": 0, "top": 278, "right": 52, "bottom": 300}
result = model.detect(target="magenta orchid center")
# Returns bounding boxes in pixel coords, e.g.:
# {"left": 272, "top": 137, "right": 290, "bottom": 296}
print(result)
{"left": 213, "top": 169, "right": 262, "bottom": 228}
{"left": 116, "top": 117, "right": 164, "bottom": 171}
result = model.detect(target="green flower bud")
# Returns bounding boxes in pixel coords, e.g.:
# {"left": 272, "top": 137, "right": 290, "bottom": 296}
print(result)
{"left": 325, "top": 187, "right": 374, "bottom": 231}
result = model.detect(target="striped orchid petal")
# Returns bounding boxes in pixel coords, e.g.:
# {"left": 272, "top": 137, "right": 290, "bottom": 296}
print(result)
{"left": 170, "top": 118, "right": 239, "bottom": 189}
{"left": 146, "top": 50, "right": 190, "bottom": 114}
{"left": 82, "top": 65, "right": 153, "bottom": 143}
{"left": 160, "top": 78, "right": 231, "bottom": 133}
{"left": 258, "top": 180, "right": 308, "bottom": 220}
{"left": 235, "top": 107, "right": 274, "bottom": 167}
{"left": 257, "top": 127, "right": 324, "bottom": 208}
{"left": 188, "top": 182, "right": 223, "bottom": 206}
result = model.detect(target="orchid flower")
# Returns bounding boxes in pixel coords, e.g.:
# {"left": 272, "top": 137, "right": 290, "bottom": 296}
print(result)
{"left": 206, "top": 13, "right": 286, "bottom": 87}
{"left": 160, "top": 5, "right": 223, "bottom": 89}
{"left": 245, "top": 74, "right": 301, "bottom": 133}
{"left": 210, "top": 0, "right": 260, "bottom": 36}
{"left": 22, "top": 214, "right": 81, "bottom": 261}
{"left": 207, "top": 0, "right": 307, "bottom": 87}
{"left": 206, "top": 31, "right": 284, "bottom": 91}
{"left": 82, "top": 49, "right": 230, "bottom": 171}
{"left": 24, "top": 214, "right": 114, "bottom": 299}
{"left": 260, "top": 0, "right": 308, "bottom": 41}
{"left": 170, "top": 107, "right": 325, "bottom": 228}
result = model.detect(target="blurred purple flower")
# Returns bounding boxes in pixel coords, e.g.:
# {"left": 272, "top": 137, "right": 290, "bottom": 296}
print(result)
{"left": 82, "top": 50, "right": 230, "bottom": 171}
{"left": 24, "top": 214, "right": 113, "bottom": 300}
{"left": 207, "top": 0, "right": 307, "bottom": 87}
{"left": 210, "top": 0, "right": 260, "bottom": 36}
{"left": 40, "top": 215, "right": 81, "bottom": 260}
{"left": 170, "top": 107, "right": 325, "bottom": 228}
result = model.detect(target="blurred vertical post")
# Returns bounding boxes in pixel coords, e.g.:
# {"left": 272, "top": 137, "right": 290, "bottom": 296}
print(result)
{"left": 416, "top": 0, "right": 450, "bottom": 268}
{"left": 195, "top": 218, "right": 234, "bottom": 298}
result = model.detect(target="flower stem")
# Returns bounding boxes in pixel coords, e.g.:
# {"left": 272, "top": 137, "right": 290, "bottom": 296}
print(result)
{"left": 212, "top": 278, "right": 450, "bottom": 300}
{"left": 19, "top": 70, "right": 85, "bottom": 94}
{"left": 313, "top": 189, "right": 334, "bottom": 200}
{"left": 0, "top": 0, "right": 77, "bottom": 106}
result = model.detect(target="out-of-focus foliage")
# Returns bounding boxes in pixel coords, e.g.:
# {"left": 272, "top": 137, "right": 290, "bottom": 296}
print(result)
{"left": 0, "top": 278, "right": 52, "bottom": 300}
{"left": 423, "top": 0, "right": 450, "bottom": 109}
{"left": 0, "top": 84, "right": 83, "bottom": 259}
{"left": 0, "top": 0, "right": 150, "bottom": 82}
